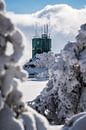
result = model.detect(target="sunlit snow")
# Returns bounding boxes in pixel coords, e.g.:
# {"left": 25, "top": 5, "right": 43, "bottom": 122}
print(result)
{"left": 21, "top": 80, "right": 48, "bottom": 102}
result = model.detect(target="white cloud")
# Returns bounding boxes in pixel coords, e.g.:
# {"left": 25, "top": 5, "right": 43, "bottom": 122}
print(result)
{"left": 7, "top": 4, "right": 86, "bottom": 58}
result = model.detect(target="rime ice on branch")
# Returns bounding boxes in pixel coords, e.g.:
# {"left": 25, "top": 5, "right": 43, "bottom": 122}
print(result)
{"left": 0, "top": 0, "right": 27, "bottom": 129}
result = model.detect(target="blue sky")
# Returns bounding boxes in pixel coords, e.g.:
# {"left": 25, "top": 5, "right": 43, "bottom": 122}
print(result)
{"left": 5, "top": 0, "right": 86, "bottom": 57}
{"left": 6, "top": 0, "right": 86, "bottom": 13}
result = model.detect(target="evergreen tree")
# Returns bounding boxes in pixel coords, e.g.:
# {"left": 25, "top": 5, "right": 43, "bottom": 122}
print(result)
{"left": 30, "top": 23, "right": 86, "bottom": 125}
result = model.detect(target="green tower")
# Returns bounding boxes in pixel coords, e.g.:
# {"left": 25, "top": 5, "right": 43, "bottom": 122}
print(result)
{"left": 32, "top": 25, "right": 52, "bottom": 57}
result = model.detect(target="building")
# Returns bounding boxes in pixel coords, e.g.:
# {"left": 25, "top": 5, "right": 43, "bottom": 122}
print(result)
{"left": 32, "top": 25, "right": 52, "bottom": 57}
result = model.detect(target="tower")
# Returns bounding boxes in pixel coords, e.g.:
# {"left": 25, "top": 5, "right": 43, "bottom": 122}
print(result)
{"left": 32, "top": 24, "right": 52, "bottom": 57}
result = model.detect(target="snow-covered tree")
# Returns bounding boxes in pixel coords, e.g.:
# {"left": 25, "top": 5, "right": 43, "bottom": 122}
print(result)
{"left": 30, "top": 23, "right": 86, "bottom": 125}
{"left": 24, "top": 52, "right": 55, "bottom": 79}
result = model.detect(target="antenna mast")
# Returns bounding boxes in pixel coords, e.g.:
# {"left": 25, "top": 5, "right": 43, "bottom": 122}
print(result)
{"left": 35, "top": 22, "right": 38, "bottom": 38}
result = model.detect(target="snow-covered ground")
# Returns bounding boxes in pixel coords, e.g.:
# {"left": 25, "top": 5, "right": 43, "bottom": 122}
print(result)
{"left": 21, "top": 79, "right": 48, "bottom": 102}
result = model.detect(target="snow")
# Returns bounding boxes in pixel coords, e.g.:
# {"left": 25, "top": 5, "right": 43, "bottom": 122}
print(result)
{"left": 21, "top": 80, "right": 48, "bottom": 102}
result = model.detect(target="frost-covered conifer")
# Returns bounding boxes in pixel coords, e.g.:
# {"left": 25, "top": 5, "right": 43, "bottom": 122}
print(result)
{"left": 30, "top": 23, "right": 86, "bottom": 125}
{"left": 24, "top": 52, "right": 55, "bottom": 79}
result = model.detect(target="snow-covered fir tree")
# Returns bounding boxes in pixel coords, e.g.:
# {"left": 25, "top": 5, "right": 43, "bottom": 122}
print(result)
{"left": 30, "top": 23, "right": 86, "bottom": 125}
{"left": 24, "top": 52, "right": 55, "bottom": 79}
